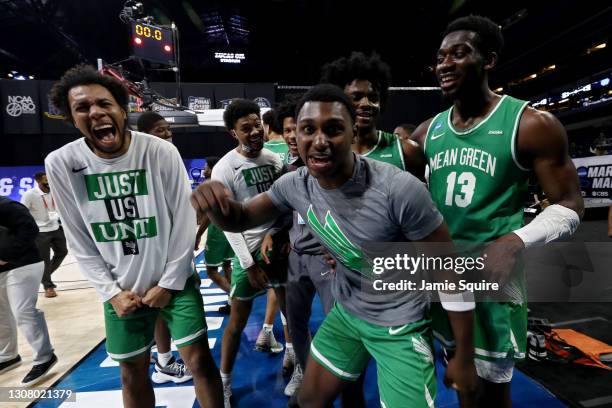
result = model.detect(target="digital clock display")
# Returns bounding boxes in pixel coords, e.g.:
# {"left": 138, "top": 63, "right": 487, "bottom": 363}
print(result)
{"left": 134, "top": 24, "right": 163, "bottom": 40}
{"left": 130, "top": 22, "right": 175, "bottom": 64}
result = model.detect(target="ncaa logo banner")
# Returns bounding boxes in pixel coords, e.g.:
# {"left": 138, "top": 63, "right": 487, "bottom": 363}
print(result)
{"left": 0, "top": 79, "right": 42, "bottom": 134}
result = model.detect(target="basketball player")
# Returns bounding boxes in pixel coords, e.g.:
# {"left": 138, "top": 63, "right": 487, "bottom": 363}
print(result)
{"left": 136, "top": 110, "right": 194, "bottom": 384}
{"left": 46, "top": 64, "right": 223, "bottom": 408}
{"left": 192, "top": 84, "right": 477, "bottom": 408}
{"left": 321, "top": 52, "right": 426, "bottom": 179}
{"left": 212, "top": 99, "right": 287, "bottom": 407}
{"left": 263, "top": 109, "right": 289, "bottom": 162}
{"left": 412, "top": 16, "right": 583, "bottom": 407}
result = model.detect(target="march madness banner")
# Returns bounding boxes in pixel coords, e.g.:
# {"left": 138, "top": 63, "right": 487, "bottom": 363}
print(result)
{"left": 573, "top": 154, "right": 612, "bottom": 208}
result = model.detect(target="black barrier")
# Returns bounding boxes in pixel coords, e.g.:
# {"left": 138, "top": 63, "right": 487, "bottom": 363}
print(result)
{"left": 0, "top": 79, "right": 449, "bottom": 166}
{"left": 38, "top": 80, "right": 79, "bottom": 135}
{"left": 245, "top": 84, "right": 275, "bottom": 109}
{"left": 213, "top": 83, "right": 245, "bottom": 109}
{"left": 0, "top": 80, "right": 274, "bottom": 165}
{"left": 181, "top": 83, "right": 216, "bottom": 133}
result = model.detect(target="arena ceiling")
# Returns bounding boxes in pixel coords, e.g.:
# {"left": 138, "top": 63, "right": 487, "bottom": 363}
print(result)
{"left": 0, "top": 0, "right": 610, "bottom": 100}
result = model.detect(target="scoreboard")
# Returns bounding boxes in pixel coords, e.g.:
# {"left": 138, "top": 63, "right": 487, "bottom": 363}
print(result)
{"left": 130, "top": 22, "right": 175, "bottom": 65}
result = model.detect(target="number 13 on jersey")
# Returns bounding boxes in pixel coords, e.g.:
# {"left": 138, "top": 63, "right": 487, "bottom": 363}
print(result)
{"left": 445, "top": 171, "right": 476, "bottom": 207}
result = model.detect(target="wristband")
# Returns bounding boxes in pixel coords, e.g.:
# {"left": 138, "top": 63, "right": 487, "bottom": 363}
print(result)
{"left": 439, "top": 290, "right": 475, "bottom": 312}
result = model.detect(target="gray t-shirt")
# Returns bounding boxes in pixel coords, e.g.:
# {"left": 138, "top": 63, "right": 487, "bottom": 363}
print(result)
{"left": 267, "top": 155, "right": 443, "bottom": 326}
{"left": 290, "top": 211, "right": 324, "bottom": 255}
{"left": 213, "top": 148, "right": 283, "bottom": 252}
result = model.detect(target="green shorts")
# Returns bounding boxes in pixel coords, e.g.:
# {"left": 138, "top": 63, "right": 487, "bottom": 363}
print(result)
{"left": 430, "top": 300, "right": 528, "bottom": 362}
{"left": 311, "top": 303, "right": 436, "bottom": 408}
{"left": 103, "top": 276, "right": 207, "bottom": 361}
{"left": 204, "top": 224, "right": 234, "bottom": 267}
{"left": 230, "top": 248, "right": 287, "bottom": 301}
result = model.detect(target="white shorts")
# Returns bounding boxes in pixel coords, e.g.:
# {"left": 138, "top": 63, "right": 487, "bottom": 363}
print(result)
{"left": 475, "top": 358, "right": 515, "bottom": 383}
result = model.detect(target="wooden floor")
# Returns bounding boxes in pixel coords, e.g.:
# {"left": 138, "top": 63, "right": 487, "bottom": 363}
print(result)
{"left": 0, "top": 254, "right": 106, "bottom": 408}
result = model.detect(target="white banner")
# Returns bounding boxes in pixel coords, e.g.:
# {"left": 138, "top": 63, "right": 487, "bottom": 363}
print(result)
{"left": 572, "top": 154, "right": 612, "bottom": 208}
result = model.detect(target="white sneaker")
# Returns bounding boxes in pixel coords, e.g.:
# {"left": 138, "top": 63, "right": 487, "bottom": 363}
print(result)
{"left": 223, "top": 382, "right": 232, "bottom": 408}
{"left": 254, "top": 328, "right": 284, "bottom": 353}
{"left": 282, "top": 346, "right": 295, "bottom": 376}
{"left": 284, "top": 363, "right": 303, "bottom": 397}
{"left": 151, "top": 356, "right": 193, "bottom": 384}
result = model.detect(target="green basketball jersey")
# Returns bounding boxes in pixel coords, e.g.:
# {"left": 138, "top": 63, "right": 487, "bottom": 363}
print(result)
{"left": 264, "top": 139, "right": 289, "bottom": 164}
{"left": 360, "top": 130, "right": 406, "bottom": 170}
{"left": 424, "top": 95, "right": 530, "bottom": 243}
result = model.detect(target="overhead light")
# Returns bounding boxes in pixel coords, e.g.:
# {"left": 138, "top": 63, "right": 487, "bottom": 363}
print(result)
{"left": 494, "top": 87, "right": 503, "bottom": 92}
{"left": 544, "top": 64, "right": 556, "bottom": 71}
{"left": 522, "top": 73, "right": 537, "bottom": 82}
{"left": 587, "top": 43, "right": 606, "bottom": 53}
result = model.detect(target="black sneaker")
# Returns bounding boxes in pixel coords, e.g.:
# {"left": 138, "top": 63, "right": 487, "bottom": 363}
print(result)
{"left": 0, "top": 355, "right": 21, "bottom": 374}
{"left": 287, "top": 393, "right": 300, "bottom": 407}
{"left": 21, "top": 354, "right": 57, "bottom": 386}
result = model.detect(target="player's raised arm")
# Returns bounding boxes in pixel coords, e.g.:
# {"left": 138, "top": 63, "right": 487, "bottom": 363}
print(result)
{"left": 191, "top": 180, "right": 284, "bottom": 232}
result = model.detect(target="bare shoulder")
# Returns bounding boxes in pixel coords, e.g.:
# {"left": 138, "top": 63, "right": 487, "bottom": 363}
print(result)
{"left": 518, "top": 106, "right": 567, "bottom": 151}
{"left": 411, "top": 117, "right": 435, "bottom": 146}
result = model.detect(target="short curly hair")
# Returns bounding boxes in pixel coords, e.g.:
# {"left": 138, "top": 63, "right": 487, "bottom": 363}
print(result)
{"left": 49, "top": 63, "right": 129, "bottom": 123}
{"left": 262, "top": 109, "right": 282, "bottom": 134}
{"left": 222, "top": 99, "right": 261, "bottom": 131}
{"left": 320, "top": 52, "right": 391, "bottom": 108}
{"left": 443, "top": 15, "right": 504, "bottom": 58}
{"left": 274, "top": 94, "right": 301, "bottom": 134}
{"left": 262, "top": 109, "right": 275, "bottom": 126}
{"left": 136, "top": 111, "right": 165, "bottom": 133}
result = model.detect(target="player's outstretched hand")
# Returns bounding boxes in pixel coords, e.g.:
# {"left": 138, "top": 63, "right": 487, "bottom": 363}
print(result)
{"left": 191, "top": 180, "right": 232, "bottom": 216}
